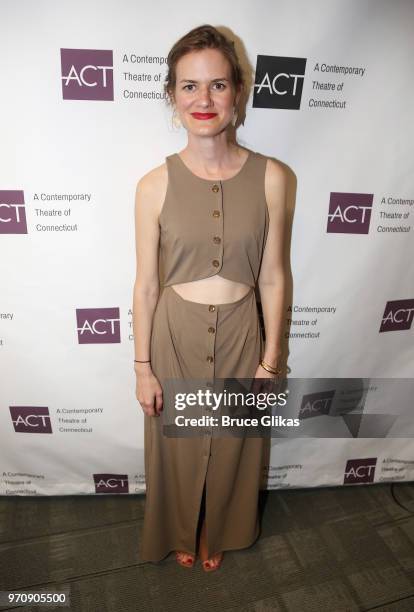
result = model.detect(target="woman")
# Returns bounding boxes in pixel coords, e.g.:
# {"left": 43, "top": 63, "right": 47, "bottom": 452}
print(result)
{"left": 132, "top": 24, "right": 286, "bottom": 571}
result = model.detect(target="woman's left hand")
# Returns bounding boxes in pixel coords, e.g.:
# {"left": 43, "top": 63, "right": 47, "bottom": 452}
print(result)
{"left": 250, "top": 363, "right": 280, "bottom": 395}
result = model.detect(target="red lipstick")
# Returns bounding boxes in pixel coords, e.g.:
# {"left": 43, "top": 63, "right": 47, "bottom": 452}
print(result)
{"left": 191, "top": 113, "right": 217, "bottom": 120}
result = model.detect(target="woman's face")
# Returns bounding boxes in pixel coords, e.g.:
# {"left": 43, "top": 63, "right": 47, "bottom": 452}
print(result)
{"left": 172, "top": 48, "right": 239, "bottom": 135}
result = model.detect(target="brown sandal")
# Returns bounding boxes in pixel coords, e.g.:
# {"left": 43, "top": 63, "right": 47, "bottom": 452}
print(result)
{"left": 175, "top": 551, "right": 196, "bottom": 568}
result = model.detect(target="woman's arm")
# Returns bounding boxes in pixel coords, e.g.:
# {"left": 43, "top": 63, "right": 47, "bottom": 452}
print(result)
{"left": 257, "top": 158, "right": 287, "bottom": 369}
{"left": 132, "top": 165, "right": 167, "bottom": 415}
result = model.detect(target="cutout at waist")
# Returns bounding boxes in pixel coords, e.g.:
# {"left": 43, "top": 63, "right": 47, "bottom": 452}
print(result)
{"left": 168, "top": 281, "right": 253, "bottom": 306}
{"left": 167, "top": 284, "right": 254, "bottom": 309}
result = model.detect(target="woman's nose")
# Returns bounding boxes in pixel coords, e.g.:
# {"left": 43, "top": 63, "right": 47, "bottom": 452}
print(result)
{"left": 196, "top": 87, "right": 212, "bottom": 105}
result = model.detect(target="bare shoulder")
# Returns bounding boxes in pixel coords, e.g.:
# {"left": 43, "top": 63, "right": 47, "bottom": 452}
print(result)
{"left": 135, "top": 160, "right": 168, "bottom": 221}
{"left": 263, "top": 156, "right": 287, "bottom": 213}
{"left": 264, "top": 156, "right": 285, "bottom": 185}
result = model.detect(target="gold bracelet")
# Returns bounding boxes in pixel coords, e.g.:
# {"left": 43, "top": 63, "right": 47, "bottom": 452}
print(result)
{"left": 261, "top": 358, "right": 277, "bottom": 371}
{"left": 259, "top": 359, "right": 282, "bottom": 376}
{"left": 261, "top": 358, "right": 280, "bottom": 372}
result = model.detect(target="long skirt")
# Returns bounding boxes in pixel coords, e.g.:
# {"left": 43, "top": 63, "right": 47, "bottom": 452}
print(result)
{"left": 140, "top": 284, "right": 267, "bottom": 563}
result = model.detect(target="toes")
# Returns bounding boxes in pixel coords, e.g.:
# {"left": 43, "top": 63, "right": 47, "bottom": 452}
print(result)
{"left": 203, "top": 554, "right": 221, "bottom": 569}
{"left": 177, "top": 551, "right": 194, "bottom": 565}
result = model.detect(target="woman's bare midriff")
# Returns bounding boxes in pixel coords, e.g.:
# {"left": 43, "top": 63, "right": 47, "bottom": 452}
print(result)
{"left": 170, "top": 276, "right": 251, "bottom": 304}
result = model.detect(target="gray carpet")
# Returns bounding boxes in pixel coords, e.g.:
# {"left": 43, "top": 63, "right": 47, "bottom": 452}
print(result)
{"left": 1, "top": 483, "right": 414, "bottom": 611}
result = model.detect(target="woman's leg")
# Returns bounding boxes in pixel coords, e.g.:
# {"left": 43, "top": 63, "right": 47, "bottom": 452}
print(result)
{"left": 176, "top": 479, "right": 207, "bottom": 566}
{"left": 198, "top": 482, "right": 223, "bottom": 570}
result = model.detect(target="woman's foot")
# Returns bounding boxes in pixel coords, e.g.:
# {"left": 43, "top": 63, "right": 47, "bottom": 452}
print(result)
{"left": 199, "top": 521, "right": 223, "bottom": 572}
{"left": 201, "top": 551, "right": 223, "bottom": 572}
{"left": 175, "top": 551, "right": 196, "bottom": 568}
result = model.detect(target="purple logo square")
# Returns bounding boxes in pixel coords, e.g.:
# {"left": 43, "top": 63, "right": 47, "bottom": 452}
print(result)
{"left": 10, "top": 406, "right": 52, "bottom": 433}
{"left": 344, "top": 457, "right": 377, "bottom": 484}
{"left": 327, "top": 192, "right": 373, "bottom": 234}
{"left": 300, "top": 390, "right": 335, "bottom": 419}
{"left": 61, "top": 48, "right": 114, "bottom": 101}
{"left": 94, "top": 474, "right": 129, "bottom": 493}
{"left": 76, "top": 308, "right": 121, "bottom": 344}
{"left": 0, "top": 190, "right": 27, "bottom": 234}
{"left": 380, "top": 299, "right": 414, "bottom": 332}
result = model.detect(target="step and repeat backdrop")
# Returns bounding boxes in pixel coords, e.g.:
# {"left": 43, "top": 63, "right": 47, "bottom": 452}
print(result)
{"left": 1, "top": 0, "right": 413, "bottom": 495}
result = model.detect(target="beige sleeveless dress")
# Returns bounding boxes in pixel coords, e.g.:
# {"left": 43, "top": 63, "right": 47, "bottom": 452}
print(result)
{"left": 140, "top": 149, "right": 270, "bottom": 562}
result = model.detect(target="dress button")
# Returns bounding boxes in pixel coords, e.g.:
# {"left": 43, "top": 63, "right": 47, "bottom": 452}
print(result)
{"left": 212, "top": 184, "right": 220, "bottom": 193}
{"left": 212, "top": 259, "right": 220, "bottom": 267}
{"left": 213, "top": 236, "right": 221, "bottom": 244}
{"left": 212, "top": 210, "right": 221, "bottom": 218}
{"left": 208, "top": 305, "right": 216, "bottom": 312}
{"left": 208, "top": 326, "right": 215, "bottom": 334}
{"left": 206, "top": 356, "right": 214, "bottom": 363}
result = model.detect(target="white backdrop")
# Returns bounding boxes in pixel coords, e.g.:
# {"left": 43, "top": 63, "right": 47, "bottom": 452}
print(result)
{"left": 1, "top": 0, "right": 413, "bottom": 496}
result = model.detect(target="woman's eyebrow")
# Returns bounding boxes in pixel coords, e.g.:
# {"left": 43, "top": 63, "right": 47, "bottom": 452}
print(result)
{"left": 179, "top": 77, "right": 230, "bottom": 83}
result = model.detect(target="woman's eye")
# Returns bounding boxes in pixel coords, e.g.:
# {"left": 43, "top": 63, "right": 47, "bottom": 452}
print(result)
{"left": 183, "top": 83, "right": 226, "bottom": 91}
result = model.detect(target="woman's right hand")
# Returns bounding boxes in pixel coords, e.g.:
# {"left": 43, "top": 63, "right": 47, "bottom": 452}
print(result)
{"left": 135, "top": 366, "right": 163, "bottom": 417}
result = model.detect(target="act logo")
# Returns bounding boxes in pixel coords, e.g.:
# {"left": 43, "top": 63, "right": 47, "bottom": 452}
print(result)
{"left": 327, "top": 192, "right": 373, "bottom": 234}
{"left": 300, "top": 390, "right": 335, "bottom": 419}
{"left": 344, "top": 457, "right": 377, "bottom": 484}
{"left": 60, "top": 49, "right": 114, "bottom": 101}
{"left": 76, "top": 308, "right": 121, "bottom": 344}
{"left": 253, "top": 55, "right": 307, "bottom": 110}
{"left": 0, "top": 190, "right": 27, "bottom": 234}
{"left": 94, "top": 474, "right": 129, "bottom": 493}
{"left": 10, "top": 407, "right": 52, "bottom": 433}
{"left": 380, "top": 299, "right": 414, "bottom": 332}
